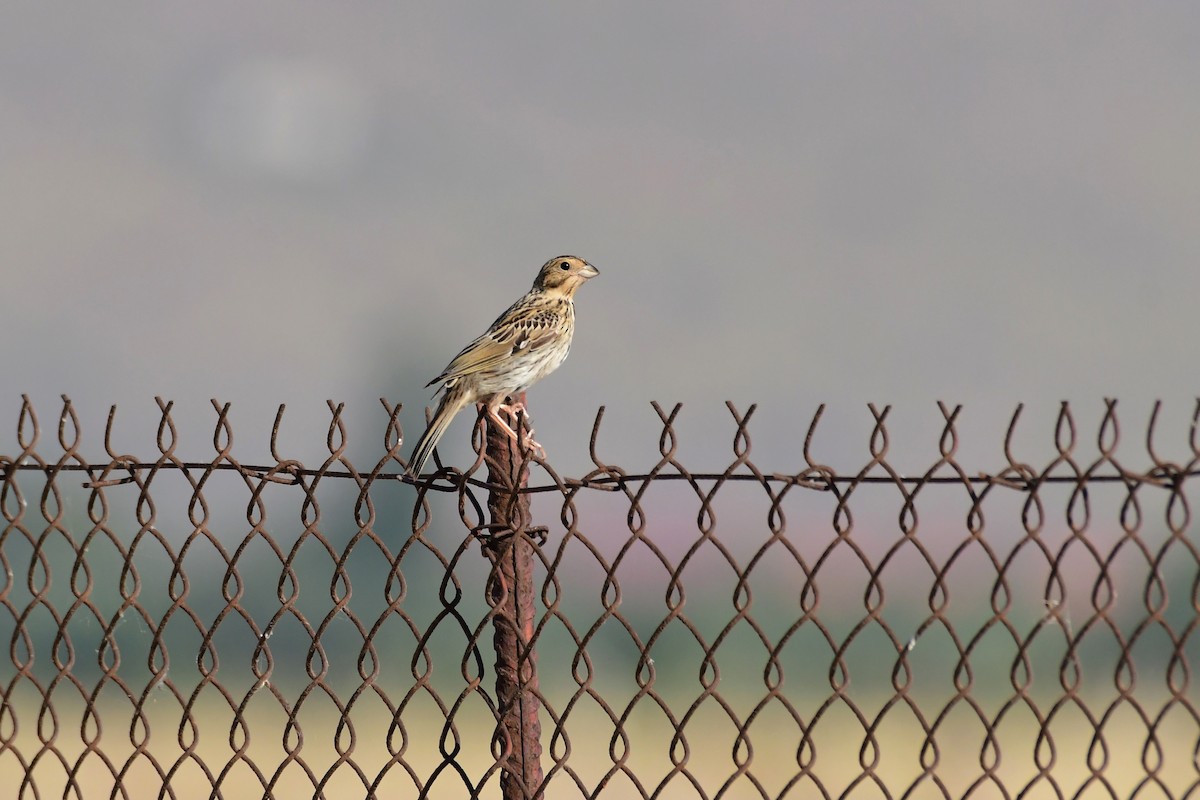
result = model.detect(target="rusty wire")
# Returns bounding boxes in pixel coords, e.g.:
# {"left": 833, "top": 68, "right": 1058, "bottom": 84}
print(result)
{"left": 2, "top": 395, "right": 1199, "bottom": 799}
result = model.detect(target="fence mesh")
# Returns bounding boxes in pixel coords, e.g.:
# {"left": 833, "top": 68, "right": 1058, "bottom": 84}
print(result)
{"left": 2, "top": 396, "right": 1198, "bottom": 799}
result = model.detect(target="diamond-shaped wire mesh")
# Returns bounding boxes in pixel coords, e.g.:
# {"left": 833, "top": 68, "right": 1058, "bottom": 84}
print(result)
{"left": 1, "top": 396, "right": 1198, "bottom": 799}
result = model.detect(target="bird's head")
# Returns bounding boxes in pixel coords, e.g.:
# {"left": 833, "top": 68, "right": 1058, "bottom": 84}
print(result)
{"left": 533, "top": 256, "right": 600, "bottom": 296}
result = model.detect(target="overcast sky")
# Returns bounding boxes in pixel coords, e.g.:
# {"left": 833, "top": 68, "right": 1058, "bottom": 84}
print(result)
{"left": 4, "top": 3, "right": 1198, "bottom": 475}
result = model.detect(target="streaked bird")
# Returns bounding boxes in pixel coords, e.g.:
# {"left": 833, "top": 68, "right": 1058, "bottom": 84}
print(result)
{"left": 407, "top": 255, "right": 599, "bottom": 476}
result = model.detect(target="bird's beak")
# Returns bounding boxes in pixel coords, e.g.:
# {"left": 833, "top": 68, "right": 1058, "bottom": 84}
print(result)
{"left": 581, "top": 263, "right": 600, "bottom": 278}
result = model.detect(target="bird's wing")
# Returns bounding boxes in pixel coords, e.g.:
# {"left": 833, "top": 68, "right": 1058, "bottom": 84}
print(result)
{"left": 426, "top": 297, "right": 566, "bottom": 387}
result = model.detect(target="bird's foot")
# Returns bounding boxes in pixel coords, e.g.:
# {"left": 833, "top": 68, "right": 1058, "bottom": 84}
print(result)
{"left": 496, "top": 399, "right": 530, "bottom": 420}
{"left": 491, "top": 402, "right": 545, "bottom": 459}
{"left": 520, "top": 435, "right": 546, "bottom": 460}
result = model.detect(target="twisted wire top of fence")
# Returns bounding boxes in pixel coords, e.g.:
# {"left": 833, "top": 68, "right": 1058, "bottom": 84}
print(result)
{"left": 5, "top": 395, "right": 1199, "bottom": 493}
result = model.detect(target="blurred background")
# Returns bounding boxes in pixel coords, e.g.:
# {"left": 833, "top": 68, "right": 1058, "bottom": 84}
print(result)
{"left": 3, "top": 5, "right": 1199, "bottom": 796}
{"left": 4, "top": 2, "right": 1198, "bottom": 472}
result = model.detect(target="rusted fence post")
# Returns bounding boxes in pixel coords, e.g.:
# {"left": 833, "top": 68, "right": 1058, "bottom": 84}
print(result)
{"left": 481, "top": 392, "right": 544, "bottom": 799}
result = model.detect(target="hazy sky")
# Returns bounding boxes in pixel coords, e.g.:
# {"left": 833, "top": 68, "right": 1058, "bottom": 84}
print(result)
{"left": 4, "top": 3, "right": 1198, "bottom": 474}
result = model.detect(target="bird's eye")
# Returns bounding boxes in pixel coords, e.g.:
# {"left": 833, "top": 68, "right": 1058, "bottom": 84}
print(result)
{"left": 559, "top": 261, "right": 570, "bottom": 270}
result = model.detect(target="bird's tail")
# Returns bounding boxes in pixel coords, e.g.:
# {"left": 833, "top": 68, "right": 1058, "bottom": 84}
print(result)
{"left": 407, "top": 385, "right": 469, "bottom": 477}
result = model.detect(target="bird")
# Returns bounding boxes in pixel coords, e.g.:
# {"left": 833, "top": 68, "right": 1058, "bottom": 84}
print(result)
{"left": 406, "top": 255, "right": 600, "bottom": 476}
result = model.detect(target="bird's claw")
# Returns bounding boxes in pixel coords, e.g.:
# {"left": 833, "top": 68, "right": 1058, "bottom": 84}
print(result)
{"left": 494, "top": 402, "right": 545, "bottom": 459}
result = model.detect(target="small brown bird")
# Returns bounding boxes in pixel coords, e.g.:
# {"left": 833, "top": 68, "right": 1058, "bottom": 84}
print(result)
{"left": 407, "top": 255, "right": 600, "bottom": 476}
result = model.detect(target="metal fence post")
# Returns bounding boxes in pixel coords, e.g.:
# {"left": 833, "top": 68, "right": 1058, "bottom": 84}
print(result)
{"left": 481, "top": 392, "right": 544, "bottom": 800}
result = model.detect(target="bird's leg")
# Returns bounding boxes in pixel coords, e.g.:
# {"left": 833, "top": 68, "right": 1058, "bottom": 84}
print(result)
{"left": 493, "top": 396, "right": 545, "bottom": 459}
{"left": 484, "top": 404, "right": 521, "bottom": 443}
{"left": 496, "top": 395, "right": 528, "bottom": 418}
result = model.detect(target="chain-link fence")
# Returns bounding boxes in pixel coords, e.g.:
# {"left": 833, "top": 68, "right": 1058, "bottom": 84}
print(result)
{"left": 2, "top": 396, "right": 1198, "bottom": 799}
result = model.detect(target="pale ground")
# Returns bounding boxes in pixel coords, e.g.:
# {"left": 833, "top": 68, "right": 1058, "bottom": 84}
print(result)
{"left": 7, "top": 689, "right": 1197, "bottom": 799}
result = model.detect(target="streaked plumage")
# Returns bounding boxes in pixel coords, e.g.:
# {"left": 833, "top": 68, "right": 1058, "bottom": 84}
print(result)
{"left": 407, "top": 255, "right": 599, "bottom": 476}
